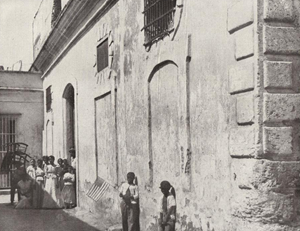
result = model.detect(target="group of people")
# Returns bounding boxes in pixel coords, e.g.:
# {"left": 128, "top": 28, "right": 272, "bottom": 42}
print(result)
{"left": 10, "top": 151, "right": 175, "bottom": 230}
{"left": 119, "top": 172, "right": 176, "bottom": 231}
{"left": 10, "top": 148, "right": 77, "bottom": 210}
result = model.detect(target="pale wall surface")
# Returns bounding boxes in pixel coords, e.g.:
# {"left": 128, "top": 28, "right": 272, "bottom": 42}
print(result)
{"left": 0, "top": 71, "right": 44, "bottom": 159}
{"left": 40, "top": 0, "right": 300, "bottom": 230}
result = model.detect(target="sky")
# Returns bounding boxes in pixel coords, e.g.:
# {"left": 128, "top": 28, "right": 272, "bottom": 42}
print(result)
{"left": 0, "top": 0, "right": 41, "bottom": 70}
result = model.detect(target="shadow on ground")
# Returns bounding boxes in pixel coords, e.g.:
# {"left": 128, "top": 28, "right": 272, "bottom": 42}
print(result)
{"left": 0, "top": 194, "right": 107, "bottom": 231}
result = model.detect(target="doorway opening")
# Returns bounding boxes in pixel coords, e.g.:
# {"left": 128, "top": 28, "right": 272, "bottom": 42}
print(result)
{"left": 63, "top": 84, "right": 75, "bottom": 162}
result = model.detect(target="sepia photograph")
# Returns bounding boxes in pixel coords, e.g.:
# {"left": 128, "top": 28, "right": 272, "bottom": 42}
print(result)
{"left": 0, "top": 0, "right": 299, "bottom": 230}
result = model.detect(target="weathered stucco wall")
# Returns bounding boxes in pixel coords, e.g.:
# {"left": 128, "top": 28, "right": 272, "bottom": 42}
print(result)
{"left": 33, "top": 0, "right": 54, "bottom": 59}
{"left": 0, "top": 71, "right": 43, "bottom": 159}
{"left": 40, "top": 0, "right": 300, "bottom": 230}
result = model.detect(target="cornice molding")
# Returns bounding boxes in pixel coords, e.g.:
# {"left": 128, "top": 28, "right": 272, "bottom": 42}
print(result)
{"left": 30, "top": 0, "right": 118, "bottom": 77}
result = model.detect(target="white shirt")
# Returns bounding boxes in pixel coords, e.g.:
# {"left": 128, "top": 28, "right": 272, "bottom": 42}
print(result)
{"left": 26, "top": 166, "right": 36, "bottom": 180}
{"left": 119, "top": 182, "right": 139, "bottom": 204}
{"left": 160, "top": 193, "right": 176, "bottom": 220}
{"left": 71, "top": 158, "right": 77, "bottom": 169}
{"left": 63, "top": 172, "right": 75, "bottom": 185}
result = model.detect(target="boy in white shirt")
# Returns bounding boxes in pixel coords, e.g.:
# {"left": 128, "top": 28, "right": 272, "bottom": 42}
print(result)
{"left": 119, "top": 172, "right": 139, "bottom": 231}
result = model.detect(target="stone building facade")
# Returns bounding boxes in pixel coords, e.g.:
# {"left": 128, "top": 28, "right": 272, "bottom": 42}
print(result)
{"left": 0, "top": 71, "right": 43, "bottom": 158}
{"left": 30, "top": 0, "right": 300, "bottom": 230}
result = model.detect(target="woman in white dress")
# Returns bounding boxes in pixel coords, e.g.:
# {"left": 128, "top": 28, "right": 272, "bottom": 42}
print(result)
{"left": 35, "top": 159, "right": 45, "bottom": 208}
{"left": 26, "top": 159, "right": 36, "bottom": 207}
{"left": 42, "top": 156, "right": 59, "bottom": 208}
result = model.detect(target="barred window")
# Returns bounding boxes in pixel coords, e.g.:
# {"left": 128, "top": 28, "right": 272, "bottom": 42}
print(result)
{"left": 46, "top": 86, "right": 52, "bottom": 112}
{"left": 97, "top": 38, "right": 109, "bottom": 72}
{"left": 143, "top": 0, "right": 177, "bottom": 46}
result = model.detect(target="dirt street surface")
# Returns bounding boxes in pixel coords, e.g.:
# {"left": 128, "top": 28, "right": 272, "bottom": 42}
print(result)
{"left": 0, "top": 194, "right": 108, "bottom": 231}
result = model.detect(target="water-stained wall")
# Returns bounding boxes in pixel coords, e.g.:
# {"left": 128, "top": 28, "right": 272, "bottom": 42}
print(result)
{"left": 39, "top": 0, "right": 300, "bottom": 230}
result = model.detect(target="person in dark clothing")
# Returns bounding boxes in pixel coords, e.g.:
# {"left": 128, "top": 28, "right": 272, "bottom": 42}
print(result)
{"left": 10, "top": 163, "right": 24, "bottom": 205}
{"left": 119, "top": 172, "right": 139, "bottom": 231}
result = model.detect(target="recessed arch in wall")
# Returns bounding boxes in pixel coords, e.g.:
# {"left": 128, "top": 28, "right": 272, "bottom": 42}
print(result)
{"left": 148, "top": 60, "right": 181, "bottom": 190}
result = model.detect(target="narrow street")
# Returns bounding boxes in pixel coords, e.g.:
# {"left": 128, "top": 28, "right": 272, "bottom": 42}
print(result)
{"left": 0, "top": 193, "right": 108, "bottom": 231}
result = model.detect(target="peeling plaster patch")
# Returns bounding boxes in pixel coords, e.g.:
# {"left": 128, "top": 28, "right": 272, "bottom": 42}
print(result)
{"left": 185, "top": 198, "right": 191, "bottom": 207}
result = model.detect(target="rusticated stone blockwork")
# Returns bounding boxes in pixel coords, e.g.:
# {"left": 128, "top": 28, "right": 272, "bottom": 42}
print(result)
{"left": 264, "top": 61, "right": 293, "bottom": 90}
{"left": 229, "top": 58, "right": 254, "bottom": 94}
{"left": 264, "top": 26, "right": 300, "bottom": 54}
{"left": 263, "top": 127, "right": 293, "bottom": 156}
{"left": 235, "top": 25, "right": 254, "bottom": 60}
{"left": 229, "top": 126, "right": 256, "bottom": 157}
{"left": 264, "top": 93, "right": 300, "bottom": 122}
{"left": 264, "top": 0, "right": 295, "bottom": 22}
{"left": 227, "top": 0, "right": 253, "bottom": 33}
{"left": 231, "top": 159, "right": 300, "bottom": 226}
{"left": 236, "top": 92, "right": 254, "bottom": 124}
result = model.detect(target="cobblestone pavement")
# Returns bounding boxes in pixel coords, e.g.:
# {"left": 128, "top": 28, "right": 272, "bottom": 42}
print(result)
{"left": 0, "top": 194, "right": 108, "bottom": 231}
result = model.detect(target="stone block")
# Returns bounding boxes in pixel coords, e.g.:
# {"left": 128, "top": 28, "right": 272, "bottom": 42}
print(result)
{"left": 264, "top": 93, "right": 300, "bottom": 122}
{"left": 231, "top": 159, "right": 300, "bottom": 224}
{"left": 227, "top": 0, "right": 253, "bottom": 33}
{"left": 232, "top": 159, "right": 300, "bottom": 193}
{"left": 264, "top": 0, "right": 295, "bottom": 22}
{"left": 251, "top": 160, "right": 300, "bottom": 191}
{"left": 263, "top": 127, "right": 293, "bottom": 155}
{"left": 229, "top": 126, "right": 256, "bottom": 157}
{"left": 264, "top": 61, "right": 293, "bottom": 89}
{"left": 235, "top": 25, "right": 254, "bottom": 60}
{"left": 236, "top": 93, "right": 254, "bottom": 124}
{"left": 264, "top": 26, "right": 300, "bottom": 55}
{"left": 229, "top": 58, "right": 254, "bottom": 94}
{"left": 231, "top": 189, "right": 297, "bottom": 224}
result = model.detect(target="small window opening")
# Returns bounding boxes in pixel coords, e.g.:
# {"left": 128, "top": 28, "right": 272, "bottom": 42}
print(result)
{"left": 97, "top": 39, "right": 109, "bottom": 72}
{"left": 46, "top": 86, "right": 52, "bottom": 112}
{"left": 143, "top": 0, "right": 177, "bottom": 46}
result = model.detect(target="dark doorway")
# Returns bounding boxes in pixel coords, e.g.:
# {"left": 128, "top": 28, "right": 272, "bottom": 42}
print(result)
{"left": 63, "top": 84, "right": 75, "bottom": 162}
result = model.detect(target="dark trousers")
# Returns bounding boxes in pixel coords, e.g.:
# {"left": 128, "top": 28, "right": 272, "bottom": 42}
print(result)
{"left": 121, "top": 201, "right": 139, "bottom": 231}
{"left": 159, "top": 221, "right": 175, "bottom": 231}
{"left": 10, "top": 182, "right": 20, "bottom": 203}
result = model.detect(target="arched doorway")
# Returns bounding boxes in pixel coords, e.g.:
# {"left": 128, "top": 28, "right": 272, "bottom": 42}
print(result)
{"left": 63, "top": 84, "right": 75, "bottom": 161}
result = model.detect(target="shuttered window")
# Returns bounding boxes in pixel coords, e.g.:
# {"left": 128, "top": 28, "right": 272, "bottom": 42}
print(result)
{"left": 97, "top": 38, "right": 109, "bottom": 72}
{"left": 46, "top": 86, "right": 52, "bottom": 112}
{"left": 143, "top": 0, "right": 176, "bottom": 46}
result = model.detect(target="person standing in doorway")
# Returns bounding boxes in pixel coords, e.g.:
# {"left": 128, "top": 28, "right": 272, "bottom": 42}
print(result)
{"left": 158, "top": 181, "right": 176, "bottom": 231}
{"left": 119, "top": 172, "right": 139, "bottom": 231}
{"left": 69, "top": 148, "right": 76, "bottom": 206}
{"left": 69, "top": 148, "right": 76, "bottom": 170}
{"left": 61, "top": 166, "right": 76, "bottom": 209}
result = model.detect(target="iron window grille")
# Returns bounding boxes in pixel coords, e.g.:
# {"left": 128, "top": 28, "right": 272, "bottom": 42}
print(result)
{"left": 97, "top": 38, "right": 109, "bottom": 72}
{"left": 46, "top": 86, "right": 52, "bottom": 112}
{"left": 143, "top": 0, "right": 177, "bottom": 46}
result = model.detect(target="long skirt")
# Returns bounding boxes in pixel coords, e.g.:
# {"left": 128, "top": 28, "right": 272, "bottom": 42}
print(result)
{"left": 42, "top": 177, "right": 59, "bottom": 208}
{"left": 62, "top": 184, "right": 76, "bottom": 205}
{"left": 120, "top": 201, "right": 139, "bottom": 231}
{"left": 35, "top": 180, "right": 44, "bottom": 209}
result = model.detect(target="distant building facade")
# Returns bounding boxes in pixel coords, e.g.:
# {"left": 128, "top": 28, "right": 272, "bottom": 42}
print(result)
{"left": 30, "top": 0, "right": 300, "bottom": 230}
{"left": 0, "top": 71, "right": 43, "bottom": 187}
